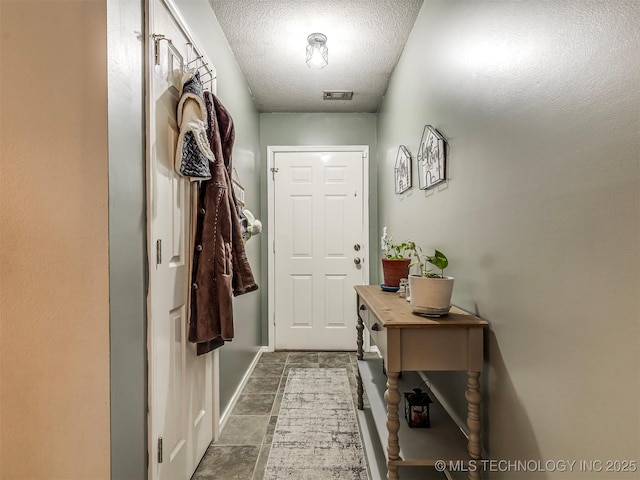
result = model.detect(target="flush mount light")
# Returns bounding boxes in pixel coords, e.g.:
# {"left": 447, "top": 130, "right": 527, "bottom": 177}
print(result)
{"left": 306, "top": 33, "right": 328, "bottom": 69}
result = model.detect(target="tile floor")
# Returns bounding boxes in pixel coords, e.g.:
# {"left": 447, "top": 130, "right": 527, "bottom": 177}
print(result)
{"left": 191, "top": 351, "right": 374, "bottom": 480}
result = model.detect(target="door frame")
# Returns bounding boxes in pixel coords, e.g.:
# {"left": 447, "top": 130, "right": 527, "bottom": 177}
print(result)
{"left": 266, "top": 145, "right": 370, "bottom": 352}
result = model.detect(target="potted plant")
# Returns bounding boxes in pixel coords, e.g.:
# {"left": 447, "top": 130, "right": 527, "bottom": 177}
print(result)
{"left": 380, "top": 227, "right": 411, "bottom": 289}
{"left": 406, "top": 242, "right": 453, "bottom": 316}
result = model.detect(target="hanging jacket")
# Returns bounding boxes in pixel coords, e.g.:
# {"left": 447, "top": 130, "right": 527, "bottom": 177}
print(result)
{"left": 188, "top": 92, "right": 258, "bottom": 355}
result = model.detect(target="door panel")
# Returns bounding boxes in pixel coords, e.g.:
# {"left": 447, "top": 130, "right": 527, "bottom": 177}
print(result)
{"left": 147, "top": 1, "right": 213, "bottom": 479}
{"left": 273, "top": 149, "right": 367, "bottom": 350}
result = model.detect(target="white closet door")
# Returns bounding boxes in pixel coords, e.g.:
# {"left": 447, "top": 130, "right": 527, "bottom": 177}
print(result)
{"left": 147, "top": 1, "right": 214, "bottom": 479}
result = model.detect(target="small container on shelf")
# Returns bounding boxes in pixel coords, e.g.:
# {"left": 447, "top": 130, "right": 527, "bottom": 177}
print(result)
{"left": 404, "top": 388, "right": 433, "bottom": 428}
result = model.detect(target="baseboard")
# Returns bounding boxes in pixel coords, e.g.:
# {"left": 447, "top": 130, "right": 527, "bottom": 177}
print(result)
{"left": 219, "top": 346, "right": 268, "bottom": 433}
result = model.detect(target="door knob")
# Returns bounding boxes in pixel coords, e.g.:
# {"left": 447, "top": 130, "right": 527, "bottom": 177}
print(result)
{"left": 354, "top": 257, "right": 361, "bottom": 265}
{"left": 354, "top": 244, "right": 361, "bottom": 251}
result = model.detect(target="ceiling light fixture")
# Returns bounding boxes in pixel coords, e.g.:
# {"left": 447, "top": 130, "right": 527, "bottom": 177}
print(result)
{"left": 306, "top": 33, "right": 328, "bottom": 69}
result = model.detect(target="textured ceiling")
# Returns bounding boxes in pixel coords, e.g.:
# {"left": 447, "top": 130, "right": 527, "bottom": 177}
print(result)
{"left": 208, "top": 0, "right": 423, "bottom": 113}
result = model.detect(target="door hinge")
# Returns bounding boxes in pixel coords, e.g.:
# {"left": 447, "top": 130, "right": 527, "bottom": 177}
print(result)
{"left": 156, "top": 239, "right": 162, "bottom": 265}
{"left": 157, "top": 437, "right": 163, "bottom": 464}
{"left": 272, "top": 240, "right": 275, "bottom": 253}
{"left": 270, "top": 167, "right": 279, "bottom": 180}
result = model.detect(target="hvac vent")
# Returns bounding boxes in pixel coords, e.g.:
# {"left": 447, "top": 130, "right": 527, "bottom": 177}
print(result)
{"left": 323, "top": 90, "right": 353, "bottom": 100}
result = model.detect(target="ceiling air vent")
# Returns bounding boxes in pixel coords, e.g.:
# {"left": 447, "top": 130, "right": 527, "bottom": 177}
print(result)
{"left": 323, "top": 90, "right": 353, "bottom": 100}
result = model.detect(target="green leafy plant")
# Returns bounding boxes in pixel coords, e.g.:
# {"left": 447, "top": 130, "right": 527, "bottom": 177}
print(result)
{"left": 383, "top": 241, "right": 411, "bottom": 259}
{"left": 406, "top": 241, "right": 448, "bottom": 278}
{"left": 380, "top": 228, "right": 410, "bottom": 259}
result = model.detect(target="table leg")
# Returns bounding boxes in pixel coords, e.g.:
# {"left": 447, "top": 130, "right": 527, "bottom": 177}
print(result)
{"left": 466, "top": 371, "right": 482, "bottom": 480}
{"left": 385, "top": 371, "right": 401, "bottom": 480}
{"left": 356, "top": 312, "right": 364, "bottom": 360}
{"left": 356, "top": 314, "right": 364, "bottom": 410}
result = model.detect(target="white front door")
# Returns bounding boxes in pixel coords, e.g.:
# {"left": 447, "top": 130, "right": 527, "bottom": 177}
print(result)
{"left": 147, "top": 1, "right": 214, "bottom": 479}
{"left": 269, "top": 147, "right": 369, "bottom": 350}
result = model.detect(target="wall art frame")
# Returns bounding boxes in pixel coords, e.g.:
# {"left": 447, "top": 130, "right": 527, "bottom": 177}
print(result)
{"left": 417, "top": 125, "right": 446, "bottom": 190}
{"left": 394, "top": 145, "right": 412, "bottom": 194}
{"left": 232, "top": 168, "right": 246, "bottom": 206}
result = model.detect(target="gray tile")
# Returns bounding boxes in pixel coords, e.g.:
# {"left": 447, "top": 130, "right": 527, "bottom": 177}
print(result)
{"left": 252, "top": 444, "right": 271, "bottom": 480}
{"left": 215, "top": 415, "right": 270, "bottom": 445}
{"left": 257, "top": 351, "right": 289, "bottom": 364}
{"left": 352, "top": 393, "right": 370, "bottom": 410}
{"left": 232, "top": 394, "right": 275, "bottom": 415}
{"left": 271, "top": 392, "right": 283, "bottom": 415}
{"left": 318, "top": 351, "right": 352, "bottom": 365}
{"left": 251, "top": 363, "right": 285, "bottom": 377}
{"left": 193, "top": 350, "right": 376, "bottom": 480}
{"left": 243, "top": 375, "right": 282, "bottom": 394}
{"left": 192, "top": 445, "right": 260, "bottom": 479}
{"left": 287, "top": 352, "right": 318, "bottom": 363}
{"left": 264, "top": 415, "right": 278, "bottom": 444}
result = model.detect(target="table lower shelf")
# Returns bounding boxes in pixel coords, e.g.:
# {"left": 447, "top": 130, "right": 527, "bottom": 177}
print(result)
{"left": 357, "top": 358, "right": 471, "bottom": 466}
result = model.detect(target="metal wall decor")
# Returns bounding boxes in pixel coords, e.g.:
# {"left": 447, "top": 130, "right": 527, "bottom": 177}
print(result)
{"left": 417, "top": 125, "right": 446, "bottom": 190}
{"left": 394, "top": 145, "right": 412, "bottom": 194}
{"left": 232, "top": 168, "right": 246, "bottom": 206}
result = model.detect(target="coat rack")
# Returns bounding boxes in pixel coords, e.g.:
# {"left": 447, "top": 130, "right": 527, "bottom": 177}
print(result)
{"left": 151, "top": 34, "right": 217, "bottom": 92}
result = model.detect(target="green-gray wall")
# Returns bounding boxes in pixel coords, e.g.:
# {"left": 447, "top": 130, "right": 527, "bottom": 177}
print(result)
{"left": 108, "top": 1, "right": 146, "bottom": 478}
{"left": 377, "top": 0, "right": 639, "bottom": 476}
{"left": 176, "top": 0, "right": 263, "bottom": 416}
{"left": 108, "top": 1, "right": 263, "bottom": 478}
{"left": 259, "top": 113, "right": 378, "bottom": 343}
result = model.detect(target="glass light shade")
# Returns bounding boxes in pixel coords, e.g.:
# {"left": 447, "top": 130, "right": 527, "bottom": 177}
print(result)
{"left": 306, "top": 33, "right": 328, "bottom": 69}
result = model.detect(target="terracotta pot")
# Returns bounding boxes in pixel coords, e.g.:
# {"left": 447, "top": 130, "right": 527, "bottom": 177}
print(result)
{"left": 381, "top": 258, "right": 411, "bottom": 288}
{"left": 409, "top": 275, "right": 454, "bottom": 316}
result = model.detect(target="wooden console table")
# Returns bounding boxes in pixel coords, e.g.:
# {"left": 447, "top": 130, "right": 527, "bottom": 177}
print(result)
{"left": 355, "top": 285, "right": 488, "bottom": 480}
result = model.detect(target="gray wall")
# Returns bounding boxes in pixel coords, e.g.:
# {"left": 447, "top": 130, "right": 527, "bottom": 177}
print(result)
{"left": 259, "top": 113, "right": 378, "bottom": 343}
{"left": 377, "top": 1, "right": 639, "bottom": 477}
{"left": 107, "top": 1, "right": 146, "bottom": 478}
{"left": 176, "top": 0, "right": 263, "bottom": 413}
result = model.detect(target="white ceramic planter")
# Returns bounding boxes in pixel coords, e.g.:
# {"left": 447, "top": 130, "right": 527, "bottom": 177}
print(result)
{"left": 408, "top": 275, "right": 454, "bottom": 316}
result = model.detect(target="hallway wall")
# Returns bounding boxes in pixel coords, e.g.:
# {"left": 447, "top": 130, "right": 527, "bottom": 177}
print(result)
{"left": 107, "top": 0, "right": 146, "bottom": 478}
{"left": 176, "top": 0, "right": 263, "bottom": 414}
{"left": 377, "top": 1, "right": 639, "bottom": 477}
{"left": 259, "top": 113, "right": 378, "bottom": 344}
{"left": 0, "top": 1, "right": 111, "bottom": 478}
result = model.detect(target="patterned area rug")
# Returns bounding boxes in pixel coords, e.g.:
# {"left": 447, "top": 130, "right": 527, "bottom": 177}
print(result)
{"left": 264, "top": 368, "right": 370, "bottom": 480}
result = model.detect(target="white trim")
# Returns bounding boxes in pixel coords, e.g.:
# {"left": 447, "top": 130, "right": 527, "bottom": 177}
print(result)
{"left": 212, "top": 350, "right": 220, "bottom": 440}
{"left": 266, "top": 145, "right": 370, "bottom": 351}
{"left": 218, "top": 347, "right": 268, "bottom": 432}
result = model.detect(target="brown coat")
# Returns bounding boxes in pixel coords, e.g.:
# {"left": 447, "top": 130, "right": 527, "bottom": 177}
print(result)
{"left": 189, "top": 92, "right": 258, "bottom": 355}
